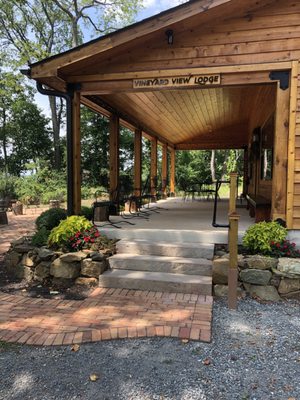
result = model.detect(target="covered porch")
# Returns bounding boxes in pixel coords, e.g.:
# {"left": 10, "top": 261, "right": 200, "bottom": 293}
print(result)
{"left": 25, "top": 0, "right": 298, "bottom": 231}
{"left": 98, "top": 196, "right": 253, "bottom": 244}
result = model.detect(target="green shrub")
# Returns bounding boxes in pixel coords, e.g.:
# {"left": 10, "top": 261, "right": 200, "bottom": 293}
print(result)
{"left": 40, "top": 189, "right": 67, "bottom": 204}
{"left": 48, "top": 215, "right": 93, "bottom": 249}
{"left": 80, "top": 206, "right": 93, "bottom": 221}
{"left": 36, "top": 208, "right": 67, "bottom": 231}
{"left": 31, "top": 227, "right": 50, "bottom": 247}
{"left": 242, "top": 221, "right": 287, "bottom": 254}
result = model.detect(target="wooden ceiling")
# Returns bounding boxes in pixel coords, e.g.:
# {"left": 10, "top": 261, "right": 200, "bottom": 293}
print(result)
{"left": 99, "top": 84, "right": 275, "bottom": 149}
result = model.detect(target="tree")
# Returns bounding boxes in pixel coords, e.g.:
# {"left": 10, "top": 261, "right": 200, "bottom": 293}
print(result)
{"left": 0, "top": 70, "right": 52, "bottom": 176}
{"left": 0, "top": 0, "right": 144, "bottom": 169}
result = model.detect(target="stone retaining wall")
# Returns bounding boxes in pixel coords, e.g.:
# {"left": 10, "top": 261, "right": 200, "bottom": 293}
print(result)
{"left": 4, "top": 237, "right": 108, "bottom": 288}
{"left": 213, "top": 253, "right": 300, "bottom": 301}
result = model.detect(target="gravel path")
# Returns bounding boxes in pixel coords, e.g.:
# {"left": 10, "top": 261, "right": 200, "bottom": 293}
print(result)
{"left": 0, "top": 298, "right": 299, "bottom": 400}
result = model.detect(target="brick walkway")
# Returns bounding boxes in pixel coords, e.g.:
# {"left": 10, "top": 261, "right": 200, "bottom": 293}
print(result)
{"left": 0, "top": 211, "right": 213, "bottom": 346}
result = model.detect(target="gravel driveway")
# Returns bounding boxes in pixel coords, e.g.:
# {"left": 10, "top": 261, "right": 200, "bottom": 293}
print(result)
{"left": 0, "top": 298, "right": 299, "bottom": 400}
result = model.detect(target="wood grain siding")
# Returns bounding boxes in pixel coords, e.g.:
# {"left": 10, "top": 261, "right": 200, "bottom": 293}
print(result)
{"left": 65, "top": 1, "right": 300, "bottom": 76}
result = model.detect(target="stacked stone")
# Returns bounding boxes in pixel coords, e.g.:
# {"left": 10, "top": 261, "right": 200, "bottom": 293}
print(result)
{"left": 4, "top": 237, "right": 108, "bottom": 287}
{"left": 213, "top": 253, "right": 300, "bottom": 301}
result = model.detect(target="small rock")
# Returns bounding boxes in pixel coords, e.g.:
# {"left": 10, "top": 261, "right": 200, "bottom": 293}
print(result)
{"left": 60, "top": 252, "right": 87, "bottom": 263}
{"left": 90, "top": 251, "right": 105, "bottom": 261}
{"left": 75, "top": 277, "right": 98, "bottom": 286}
{"left": 21, "top": 253, "right": 36, "bottom": 267}
{"left": 212, "top": 258, "right": 229, "bottom": 284}
{"left": 15, "top": 265, "right": 34, "bottom": 282}
{"left": 81, "top": 258, "right": 107, "bottom": 278}
{"left": 38, "top": 247, "right": 56, "bottom": 261}
{"left": 244, "top": 255, "right": 278, "bottom": 270}
{"left": 277, "top": 258, "right": 300, "bottom": 276}
{"left": 50, "top": 258, "right": 81, "bottom": 279}
{"left": 213, "top": 284, "right": 244, "bottom": 298}
{"left": 34, "top": 261, "right": 51, "bottom": 282}
{"left": 278, "top": 278, "right": 300, "bottom": 294}
{"left": 4, "top": 251, "right": 21, "bottom": 271}
{"left": 240, "top": 269, "right": 272, "bottom": 285}
{"left": 246, "top": 285, "right": 281, "bottom": 301}
{"left": 13, "top": 244, "right": 35, "bottom": 254}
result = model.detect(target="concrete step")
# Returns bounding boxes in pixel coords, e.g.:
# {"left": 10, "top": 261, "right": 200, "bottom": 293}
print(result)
{"left": 100, "top": 228, "right": 236, "bottom": 244}
{"left": 99, "top": 269, "right": 212, "bottom": 295}
{"left": 116, "top": 239, "right": 214, "bottom": 259}
{"left": 109, "top": 253, "right": 212, "bottom": 276}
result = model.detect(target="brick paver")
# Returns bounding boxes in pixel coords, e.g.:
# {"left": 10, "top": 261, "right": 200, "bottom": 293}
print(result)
{"left": 0, "top": 210, "right": 213, "bottom": 346}
{"left": 0, "top": 288, "right": 213, "bottom": 346}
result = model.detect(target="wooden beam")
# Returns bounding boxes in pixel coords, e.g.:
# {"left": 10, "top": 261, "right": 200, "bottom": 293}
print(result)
{"left": 150, "top": 138, "right": 158, "bottom": 198}
{"left": 271, "top": 82, "right": 290, "bottom": 221}
{"left": 78, "top": 72, "right": 274, "bottom": 95}
{"left": 67, "top": 62, "right": 292, "bottom": 83}
{"left": 170, "top": 148, "right": 176, "bottom": 196}
{"left": 134, "top": 129, "right": 142, "bottom": 197}
{"left": 109, "top": 114, "right": 119, "bottom": 199}
{"left": 72, "top": 91, "right": 81, "bottom": 215}
{"left": 176, "top": 142, "right": 246, "bottom": 150}
{"left": 162, "top": 143, "right": 168, "bottom": 198}
{"left": 286, "top": 61, "right": 299, "bottom": 229}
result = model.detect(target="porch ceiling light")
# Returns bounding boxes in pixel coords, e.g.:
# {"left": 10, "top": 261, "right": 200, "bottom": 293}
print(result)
{"left": 165, "top": 29, "right": 174, "bottom": 45}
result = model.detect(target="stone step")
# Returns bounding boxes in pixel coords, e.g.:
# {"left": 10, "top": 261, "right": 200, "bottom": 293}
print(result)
{"left": 100, "top": 228, "right": 238, "bottom": 244}
{"left": 116, "top": 239, "right": 214, "bottom": 260}
{"left": 99, "top": 269, "right": 212, "bottom": 295}
{"left": 109, "top": 253, "right": 212, "bottom": 276}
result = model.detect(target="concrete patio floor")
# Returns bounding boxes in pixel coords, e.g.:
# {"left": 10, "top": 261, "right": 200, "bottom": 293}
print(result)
{"left": 99, "top": 197, "right": 253, "bottom": 244}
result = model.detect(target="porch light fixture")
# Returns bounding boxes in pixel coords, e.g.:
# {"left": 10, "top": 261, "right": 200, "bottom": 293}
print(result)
{"left": 252, "top": 127, "right": 261, "bottom": 143}
{"left": 165, "top": 29, "right": 174, "bottom": 45}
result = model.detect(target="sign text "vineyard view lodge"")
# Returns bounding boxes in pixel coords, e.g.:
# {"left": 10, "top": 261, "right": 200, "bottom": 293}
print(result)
{"left": 133, "top": 74, "right": 221, "bottom": 89}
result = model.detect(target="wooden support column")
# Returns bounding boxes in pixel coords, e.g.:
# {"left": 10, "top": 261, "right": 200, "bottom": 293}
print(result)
{"left": 134, "top": 129, "right": 142, "bottom": 197}
{"left": 243, "top": 147, "right": 249, "bottom": 196}
{"left": 271, "top": 83, "right": 291, "bottom": 221}
{"left": 72, "top": 91, "right": 81, "bottom": 215}
{"left": 161, "top": 143, "right": 168, "bottom": 198}
{"left": 286, "top": 61, "right": 298, "bottom": 229}
{"left": 109, "top": 114, "right": 119, "bottom": 200}
{"left": 170, "top": 148, "right": 176, "bottom": 196}
{"left": 150, "top": 138, "right": 157, "bottom": 199}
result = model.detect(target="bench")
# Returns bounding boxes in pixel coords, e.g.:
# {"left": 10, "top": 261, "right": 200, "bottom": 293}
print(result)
{"left": 245, "top": 194, "right": 271, "bottom": 222}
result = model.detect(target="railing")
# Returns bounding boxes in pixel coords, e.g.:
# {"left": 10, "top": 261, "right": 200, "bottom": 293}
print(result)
{"left": 211, "top": 173, "right": 240, "bottom": 309}
{"left": 228, "top": 173, "right": 240, "bottom": 310}
{"left": 212, "top": 180, "right": 230, "bottom": 228}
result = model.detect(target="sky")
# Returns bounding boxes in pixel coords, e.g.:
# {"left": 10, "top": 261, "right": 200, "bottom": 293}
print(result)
{"left": 35, "top": 0, "right": 186, "bottom": 115}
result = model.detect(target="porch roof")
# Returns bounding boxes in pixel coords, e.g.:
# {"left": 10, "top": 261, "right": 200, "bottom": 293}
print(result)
{"left": 28, "top": 0, "right": 279, "bottom": 149}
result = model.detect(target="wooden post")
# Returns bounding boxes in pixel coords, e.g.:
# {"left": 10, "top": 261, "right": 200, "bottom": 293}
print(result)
{"left": 170, "top": 148, "right": 176, "bottom": 196}
{"left": 162, "top": 143, "right": 168, "bottom": 198}
{"left": 109, "top": 114, "right": 119, "bottom": 201}
{"left": 72, "top": 91, "right": 81, "bottom": 215}
{"left": 286, "top": 61, "right": 298, "bottom": 229}
{"left": 243, "top": 147, "right": 249, "bottom": 197}
{"left": 272, "top": 82, "right": 290, "bottom": 221}
{"left": 228, "top": 212, "right": 240, "bottom": 310}
{"left": 229, "top": 172, "right": 238, "bottom": 214}
{"left": 150, "top": 137, "right": 157, "bottom": 199}
{"left": 134, "top": 129, "right": 142, "bottom": 198}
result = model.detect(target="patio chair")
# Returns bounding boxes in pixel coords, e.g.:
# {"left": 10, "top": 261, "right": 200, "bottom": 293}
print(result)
{"left": 92, "top": 189, "right": 135, "bottom": 228}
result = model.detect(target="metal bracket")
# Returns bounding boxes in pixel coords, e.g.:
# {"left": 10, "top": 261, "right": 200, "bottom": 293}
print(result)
{"left": 67, "top": 83, "right": 82, "bottom": 94}
{"left": 269, "top": 70, "right": 290, "bottom": 90}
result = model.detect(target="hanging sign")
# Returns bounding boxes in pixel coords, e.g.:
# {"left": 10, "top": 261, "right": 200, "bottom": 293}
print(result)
{"left": 133, "top": 74, "right": 221, "bottom": 89}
